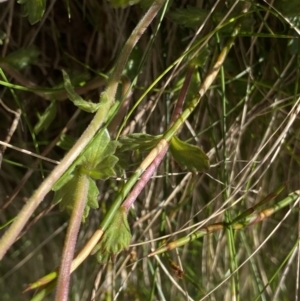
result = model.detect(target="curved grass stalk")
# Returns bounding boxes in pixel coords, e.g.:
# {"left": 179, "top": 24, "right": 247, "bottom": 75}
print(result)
{"left": 116, "top": 12, "right": 246, "bottom": 139}
{"left": 97, "top": 9, "right": 246, "bottom": 237}
{"left": 25, "top": 58, "right": 194, "bottom": 297}
{"left": 0, "top": 0, "right": 166, "bottom": 260}
{"left": 25, "top": 6, "right": 250, "bottom": 295}
{"left": 148, "top": 190, "right": 300, "bottom": 257}
{"left": 0, "top": 62, "right": 107, "bottom": 100}
{"left": 104, "top": 0, "right": 166, "bottom": 103}
{"left": 218, "top": 29, "right": 239, "bottom": 299}
{"left": 254, "top": 238, "right": 300, "bottom": 301}
{"left": 121, "top": 65, "right": 195, "bottom": 212}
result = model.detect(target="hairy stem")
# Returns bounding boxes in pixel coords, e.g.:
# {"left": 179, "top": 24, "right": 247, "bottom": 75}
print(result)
{"left": 105, "top": 0, "right": 166, "bottom": 102}
{"left": 55, "top": 172, "right": 89, "bottom": 301}
{"left": 0, "top": 96, "right": 109, "bottom": 259}
{"left": 122, "top": 145, "right": 169, "bottom": 211}
{"left": 24, "top": 5, "right": 249, "bottom": 294}
{"left": 122, "top": 65, "right": 195, "bottom": 211}
{"left": 0, "top": 0, "right": 165, "bottom": 260}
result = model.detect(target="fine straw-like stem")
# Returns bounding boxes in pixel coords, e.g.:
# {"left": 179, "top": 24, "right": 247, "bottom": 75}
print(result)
{"left": 54, "top": 172, "right": 89, "bottom": 301}
{"left": 122, "top": 144, "right": 169, "bottom": 212}
{"left": 23, "top": 5, "right": 250, "bottom": 295}
{"left": 100, "top": 18, "right": 244, "bottom": 230}
{"left": 2, "top": 1, "right": 300, "bottom": 299}
{"left": 0, "top": 0, "right": 165, "bottom": 260}
{"left": 148, "top": 191, "right": 300, "bottom": 257}
{"left": 122, "top": 65, "right": 195, "bottom": 211}
{"left": 0, "top": 93, "right": 109, "bottom": 260}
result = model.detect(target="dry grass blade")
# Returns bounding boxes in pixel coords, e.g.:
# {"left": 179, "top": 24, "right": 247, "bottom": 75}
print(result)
{"left": 0, "top": 1, "right": 300, "bottom": 300}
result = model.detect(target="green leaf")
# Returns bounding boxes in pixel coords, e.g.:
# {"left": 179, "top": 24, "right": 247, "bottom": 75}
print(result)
{"left": 53, "top": 129, "right": 118, "bottom": 191}
{"left": 34, "top": 101, "right": 57, "bottom": 135}
{"left": 123, "top": 46, "right": 143, "bottom": 79}
{"left": 52, "top": 170, "right": 100, "bottom": 222}
{"left": 190, "top": 44, "right": 210, "bottom": 68}
{"left": 56, "top": 134, "right": 76, "bottom": 151}
{"left": 90, "top": 155, "right": 119, "bottom": 180}
{"left": 170, "top": 6, "right": 208, "bottom": 28}
{"left": 18, "top": 0, "right": 46, "bottom": 25}
{"left": 1, "top": 47, "right": 40, "bottom": 69}
{"left": 115, "top": 133, "right": 161, "bottom": 169}
{"left": 83, "top": 178, "right": 100, "bottom": 222}
{"left": 117, "top": 133, "right": 161, "bottom": 152}
{"left": 116, "top": 133, "right": 164, "bottom": 170}
{"left": 52, "top": 172, "right": 75, "bottom": 192}
{"left": 80, "top": 129, "right": 119, "bottom": 170}
{"left": 170, "top": 136, "right": 209, "bottom": 172}
{"left": 62, "top": 70, "right": 101, "bottom": 113}
{"left": 92, "top": 207, "right": 131, "bottom": 264}
{"left": 52, "top": 174, "right": 79, "bottom": 213}
{"left": 86, "top": 178, "right": 99, "bottom": 210}
{"left": 52, "top": 128, "right": 119, "bottom": 219}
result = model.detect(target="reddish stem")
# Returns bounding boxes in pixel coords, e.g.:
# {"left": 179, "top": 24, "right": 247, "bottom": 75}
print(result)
{"left": 171, "top": 65, "right": 195, "bottom": 123}
{"left": 122, "top": 65, "right": 195, "bottom": 211}
{"left": 122, "top": 144, "right": 169, "bottom": 211}
{"left": 55, "top": 173, "right": 89, "bottom": 301}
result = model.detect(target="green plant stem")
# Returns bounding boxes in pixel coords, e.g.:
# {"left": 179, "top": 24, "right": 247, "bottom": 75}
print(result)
{"left": 24, "top": 5, "right": 246, "bottom": 292}
{"left": 122, "top": 65, "right": 195, "bottom": 211}
{"left": 0, "top": 0, "right": 165, "bottom": 261}
{"left": 54, "top": 171, "right": 89, "bottom": 301}
{"left": 99, "top": 30, "right": 240, "bottom": 231}
{"left": 0, "top": 94, "right": 110, "bottom": 260}
{"left": 105, "top": 0, "right": 166, "bottom": 103}
{"left": 24, "top": 59, "right": 194, "bottom": 294}
{"left": 57, "top": 5, "right": 244, "bottom": 276}
{"left": 218, "top": 29, "right": 239, "bottom": 300}
{"left": 30, "top": 280, "right": 57, "bottom": 301}
{"left": 0, "top": 62, "right": 106, "bottom": 100}
{"left": 148, "top": 191, "right": 300, "bottom": 256}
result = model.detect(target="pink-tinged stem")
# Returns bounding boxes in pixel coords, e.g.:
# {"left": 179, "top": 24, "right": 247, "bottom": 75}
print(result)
{"left": 122, "top": 143, "right": 169, "bottom": 211}
{"left": 170, "top": 65, "right": 195, "bottom": 123}
{"left": 122, "top": 65, "right": 194, "bottom": 211}
{"left": 55, "top": 172, "right": 89, "bottom": 301}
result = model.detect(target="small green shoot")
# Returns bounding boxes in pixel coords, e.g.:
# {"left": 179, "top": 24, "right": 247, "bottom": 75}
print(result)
{"left": 118, "top": 133, "right": 162, "bottom": 152}
{"left": 17, "top": 0, "right": 46, "bottom": 24}
{"left": 56, "top": 134, "right": 76, "bottom": 151}
{"left": 62, "top": 70, "right": 102, "bottom": 113}
{"left": 34, "top": 101, "right": 57, "bottom": 134}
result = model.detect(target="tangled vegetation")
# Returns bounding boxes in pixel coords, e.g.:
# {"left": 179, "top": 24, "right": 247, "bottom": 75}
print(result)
{"left": 0, "top": 0, "right": 300, "bottom": 300}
